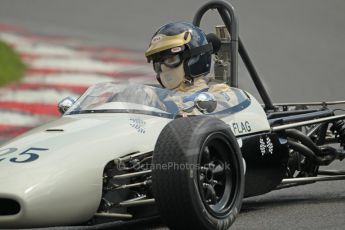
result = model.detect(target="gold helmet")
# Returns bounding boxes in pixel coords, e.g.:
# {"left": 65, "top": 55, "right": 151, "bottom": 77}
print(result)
{"left": 145, "top": 22, "right": 213, "bottom": 89}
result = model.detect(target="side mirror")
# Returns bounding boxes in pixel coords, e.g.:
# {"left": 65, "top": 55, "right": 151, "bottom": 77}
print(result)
{"left": 194, "top": 92, "right": 217, "bottom": 114}
{"left": 58, "top": 97, "right": 75, "bottom": 114}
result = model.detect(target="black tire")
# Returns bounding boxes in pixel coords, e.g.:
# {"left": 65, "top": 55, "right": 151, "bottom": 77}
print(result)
{"left": 152, "top": 116, "right": 244, "bottom": 230}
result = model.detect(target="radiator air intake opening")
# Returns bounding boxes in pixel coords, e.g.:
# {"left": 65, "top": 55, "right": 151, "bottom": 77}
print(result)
{"left": 0, "top": 199, "right": 20, "bottom": 215}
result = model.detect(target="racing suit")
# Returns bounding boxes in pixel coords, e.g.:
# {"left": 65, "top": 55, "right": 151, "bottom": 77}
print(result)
{"left": 168, "top": 74, "right": 239, "bottom": 115}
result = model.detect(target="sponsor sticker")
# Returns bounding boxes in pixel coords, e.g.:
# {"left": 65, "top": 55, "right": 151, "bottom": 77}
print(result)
{"left": 171, "top": 46, "right": 182, "bottom": 53}
{"left": 259, "top": 136, "right": 274, "bottom": 156}
{"left": 232, "top": 121, "right": 252, "bottom": 134}
{"left": 151, "top": 35, "right": 163, "bottom": 44}
{"left": 129, "top": 117, "right": 146, "bottom": 134}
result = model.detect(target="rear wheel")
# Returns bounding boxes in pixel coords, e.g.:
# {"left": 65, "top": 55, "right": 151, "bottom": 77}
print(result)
{"left": 152, "top": 116, "right": 244, "bottom": 230}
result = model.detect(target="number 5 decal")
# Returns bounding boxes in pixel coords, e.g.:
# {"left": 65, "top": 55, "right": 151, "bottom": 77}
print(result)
{"left": 9, "top": 148, "right": 48, "bottom": 163}
{"left": 0, "top": 148, "right": 18, "bottom": 162}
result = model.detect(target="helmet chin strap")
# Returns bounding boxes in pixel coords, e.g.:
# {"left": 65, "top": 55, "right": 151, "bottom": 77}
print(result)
{"left": 156, "top": 73, "right": 165, "bottom": 88}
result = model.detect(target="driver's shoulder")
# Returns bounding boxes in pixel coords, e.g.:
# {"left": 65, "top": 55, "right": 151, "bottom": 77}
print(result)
{"left": 208, "top": 82, "right": 232, "bottom": 93}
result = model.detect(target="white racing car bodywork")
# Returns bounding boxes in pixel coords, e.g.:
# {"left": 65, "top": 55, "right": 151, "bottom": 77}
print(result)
{"left": 2, "top": 1, "right": 345, "bottom": 229}
{"left": 0, "top": 82, "right": 269, "bottom": 228}
{"left": 0, "top": 114, "right": 168, "bottom": 228}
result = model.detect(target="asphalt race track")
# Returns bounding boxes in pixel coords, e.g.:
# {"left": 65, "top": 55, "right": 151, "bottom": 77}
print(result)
{"left": 1, "top": 0, "right": 345, "bottom": 229}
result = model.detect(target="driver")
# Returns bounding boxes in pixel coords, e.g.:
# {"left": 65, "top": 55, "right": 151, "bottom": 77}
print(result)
{"left": 145, "top": 22, "right": 238, "bottom": 115}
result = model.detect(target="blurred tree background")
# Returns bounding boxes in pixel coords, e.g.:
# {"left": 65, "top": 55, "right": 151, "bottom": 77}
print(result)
{"left": 0, "top": 40, "right": 25, "bottom": 86}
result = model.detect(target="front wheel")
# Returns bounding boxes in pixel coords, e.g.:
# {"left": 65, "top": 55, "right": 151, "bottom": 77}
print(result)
{"left": 152, "top": 116, "right": 244, "bottom": 230}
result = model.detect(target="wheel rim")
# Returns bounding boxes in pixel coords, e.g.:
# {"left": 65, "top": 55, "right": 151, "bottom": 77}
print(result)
{"left": 197, "top": 133, "right": 240, "bottom": 218}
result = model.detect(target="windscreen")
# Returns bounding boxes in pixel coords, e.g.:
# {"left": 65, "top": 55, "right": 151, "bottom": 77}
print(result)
{"left": 65, "top": 82, "right": 250, "bottom": 118}
{"left": 65, "top": 82, "right": 181, "bottom": 117}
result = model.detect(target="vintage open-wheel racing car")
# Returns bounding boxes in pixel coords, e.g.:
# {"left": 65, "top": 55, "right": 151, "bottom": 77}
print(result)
{"left": 1, "top": 0, "right": 345, "bottom": 229}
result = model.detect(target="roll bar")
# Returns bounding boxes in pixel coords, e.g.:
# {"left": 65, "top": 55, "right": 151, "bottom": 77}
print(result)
{"left": 193, "top": 0, "right": 275, "bottom": 110}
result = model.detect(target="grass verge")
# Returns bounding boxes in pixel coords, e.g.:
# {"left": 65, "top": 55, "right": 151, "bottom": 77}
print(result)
{"left": 0, "top": 40, "right": 26, "bottom": 86}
